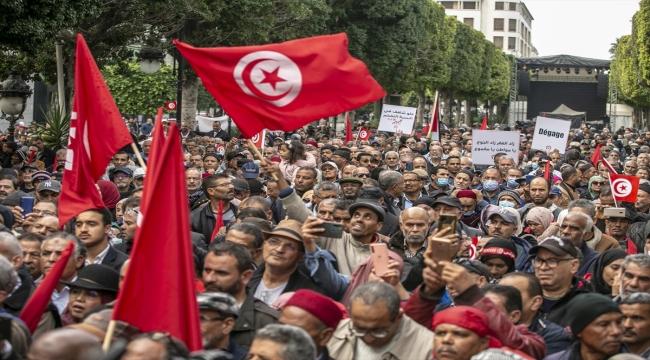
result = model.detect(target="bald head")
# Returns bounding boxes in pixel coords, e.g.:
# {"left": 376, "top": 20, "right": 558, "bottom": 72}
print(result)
{"left": 27, "top": 328, "right": 102, "bottom": 360}
{"left": 399, "top": 207, "right": 429, "bottom": 223}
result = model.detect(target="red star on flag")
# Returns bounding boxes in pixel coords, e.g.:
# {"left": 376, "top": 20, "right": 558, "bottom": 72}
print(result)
{"left": 259, "top": 67, "right": 285, "bottom": 90}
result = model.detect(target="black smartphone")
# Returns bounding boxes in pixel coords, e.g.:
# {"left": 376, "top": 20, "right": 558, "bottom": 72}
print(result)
{"left": 405, "top": 162, "right": 413, "bottom": 171}
{"left": 20, "top": 197, "right": 35, "bottom": 216}
{"left": 0, "top": 316, "right": 11, "bottom": 341}
{"left": 320, "top": 221, "right": 343, "bottom": 238}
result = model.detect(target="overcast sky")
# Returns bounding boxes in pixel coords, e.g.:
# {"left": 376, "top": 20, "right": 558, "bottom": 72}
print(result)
{"left": 524, "top": 0, "right": 639, "bottom": 60}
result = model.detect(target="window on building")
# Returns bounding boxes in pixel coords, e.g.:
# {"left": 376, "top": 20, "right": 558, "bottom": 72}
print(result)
{"left": 509, "top": 19, "right": 517, "bottom": 32}
{"left": 494, "top": 36, "right": 504, "bottom": 49}
{"left": 509, "top": 2, "right": 517, "bottom": 11}
{"left": 495, "top": 2, "right": 504, "bottom": 10}
{"left": 464, "top": 18, "right": 474, "bottom": 27}
{"left": 463, "top": 1, "right": 476, "bottom": 9}
{"left": 440, "top": 1, "right": 456, "bottom": 9}
{"left": 494, "top": 19, "right": 504, "bottom": 31}
{"left": 508, "top": 37, "right": 516, "bottom": 50}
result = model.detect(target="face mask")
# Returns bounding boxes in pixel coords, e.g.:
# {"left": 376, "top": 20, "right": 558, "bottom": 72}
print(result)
{"left": 531, "top": 163, "right": 539, "bottom": 170}
{"left": 304, "top": 202, "right": 312, "bottom": 208}
{"left": 507, "top": 178, "right": 520, "bottom": 188}
{"left": 483, "top": 180, "right": 499, "bottom": 192}
{"left": 437, "top": 178, "right": 449, "bottom": 187}
{"left": 499, "top": 201, "right": 515, "bottom": 208}
{"left": 462, "top": 211, "right": 476, "bottom": 217}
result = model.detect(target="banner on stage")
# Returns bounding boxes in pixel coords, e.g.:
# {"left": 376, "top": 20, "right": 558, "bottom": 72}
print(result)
{"left": 472, "top": 130, "right": 520, "bottom": 165}
{"left": 196, "top": 115, "right": 231, "bottom": 133}
{"left": 531, "top": 117, "right": 571, "bottom": 154}
{"left": 377, "top": 105, "right": 416, "bottom": 134}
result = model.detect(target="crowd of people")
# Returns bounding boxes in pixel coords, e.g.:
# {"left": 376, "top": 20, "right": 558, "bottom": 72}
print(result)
{"left": 2, "top": 117, "right": 650, "bottom": 359}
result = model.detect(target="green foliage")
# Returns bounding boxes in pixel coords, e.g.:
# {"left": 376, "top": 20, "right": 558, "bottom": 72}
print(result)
{"left": 197, "top": 82, "right": 218, "bottom": 112}
{"left": 33, "top": 105, "right": 71, "bottom": 151}
{"left": 634, "top": 0, "right": 650, "bottom": 87}
{"left": 445, "top": 22, "right": 485, "bottom": 95}
{"left": 612, "top": 35, "right": 650, "bottom": 107}
{"left": 103, "top": 62, "right": 176, "bottom": 115}
{"left": 481, "top": 48, "right": 510, "bottom": 101}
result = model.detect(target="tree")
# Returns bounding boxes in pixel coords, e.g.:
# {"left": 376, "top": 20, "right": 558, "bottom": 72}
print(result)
{"left": 612, "top": 35, "right": 650, "bottom": 108}
{"left": 633, "top": 0, "right": 650, "bottom": 87}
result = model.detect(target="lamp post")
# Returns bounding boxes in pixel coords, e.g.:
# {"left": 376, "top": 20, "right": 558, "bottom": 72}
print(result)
{"left": 425, "top": 96, "right": 433, "bottom": 123}
{"left": 137, "top": 48, "right": 166, "bottom": 75}
{"left": 0, "top": 71, "right": 32, "bottom": 142}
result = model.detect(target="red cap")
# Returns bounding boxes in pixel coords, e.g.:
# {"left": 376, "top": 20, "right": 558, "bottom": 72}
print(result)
{"left": 307, "top": 141, "right": 319, "bottom": 148}
{"left": 284, "top": 289, "right": 344, "bottom": 329}
{"left": 433, "top": 306, "right": 501, "bottom": 348}
{"left": 456, "top": 190, "right": 476, "bottom": 199}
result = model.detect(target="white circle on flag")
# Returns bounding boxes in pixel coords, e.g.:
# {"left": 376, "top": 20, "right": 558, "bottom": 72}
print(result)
{"left": 251, "top": 133, "right": 260, "bottom": 143}
{"left": 359, "top": 130, "right": 368, "bottom": 139}
{"left": 612, "top": 178, "right": 632, "bottom": 197}
{"left": 167, "top": 102, "right": 176, "bottom": 110}
{"left": 233, "top": 51, "right": 302, "bottom": 107}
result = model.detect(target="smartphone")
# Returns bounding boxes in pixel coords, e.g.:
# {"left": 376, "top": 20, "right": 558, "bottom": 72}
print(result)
{"left": 430, "top": 238, "right": 453, "bottom": 264}
{"left": 370, "top": 243, "right": 389, "bottom": 276}
{"left": 405, "top": 162, "right": 413, "bottom": 171}
{"left": 437, "top": 214, "right": 457, "bottom": 235}
{"left": 604, "top": 207, "right": 626, "bottom": 218}
{"left": 20, "top": 197, "right": 35, "bottom": 216}
{"left": 0, "top": 316, "right": 11, "bottom": 341}
{"left": 320, "top": 221, "right": 343, "bottom": 238}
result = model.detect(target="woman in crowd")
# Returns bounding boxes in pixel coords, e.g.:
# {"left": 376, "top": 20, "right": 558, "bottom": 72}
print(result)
{"left": 589, "top": 249, "right": 627, "bottom": 298}
{"left": 479, "top": 238, "right": 517, "bottom": 283}
{"left": 584, "top": 175, "right": 605, "bottom": 200}
{"left": 60, "top": 265, "right": 120, "bottom": 326}
{"left": 525, "top": 207, "right": 557, "bottom": 241}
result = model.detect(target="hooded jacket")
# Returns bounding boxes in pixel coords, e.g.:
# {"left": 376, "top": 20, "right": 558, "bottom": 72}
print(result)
{"left": 540, "top": 276, "right": 593, "bottom": 327}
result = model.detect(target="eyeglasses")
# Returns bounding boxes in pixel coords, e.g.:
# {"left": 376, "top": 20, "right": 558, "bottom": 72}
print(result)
{"left": 349, "top": 321, "right": 391, "bottom": 339}
{"left": 266, "top": 238, "right": 299, "bottom": 252}
{"left": 592, "top": 182, "right": 605, "bottom": 186}
{"left": 404, "top": 179, "right": 421, "bottom": 183}
{"left": 199, "top": 315, "right": 225, "bottom": 323}
{"left": 70, "top": 288, "right": 100, "bottom": 299}
{"left": 213, "top": 182, "right": 231, "bottom": 188}
{"left": 124, "top": 207, "right": 140, "bottom": 216}
{"left": 115, "top": 174, "right": 130, "bottom": 180}
{"left": 33, "top": 209, "right": 56, "bottom": 217}
{"left": 355, "top": 173, "right": 370, "bottom": 178}
{"left": 532, "top": 258, "right": 573, "bottom": 268}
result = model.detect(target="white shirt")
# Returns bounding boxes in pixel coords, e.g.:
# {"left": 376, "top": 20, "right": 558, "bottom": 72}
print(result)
{"left": 52, "top": 276, "right": 77, "bottom": 314}
{"left": 253, "top": 280, "right": 288, "bottom": 307}
{"left": 85, "top": 244, "right": 110, "bottom": 266}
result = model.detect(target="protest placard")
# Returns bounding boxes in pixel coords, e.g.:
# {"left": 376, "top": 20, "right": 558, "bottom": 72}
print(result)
{"left": 377, "top": 105, "right": 417, "bottom": 134}
{"left": 530, "top": 117, "right": 571, "bottom": 154}
{"left": 472, "top": 130, "right": 520, "bottom": 165}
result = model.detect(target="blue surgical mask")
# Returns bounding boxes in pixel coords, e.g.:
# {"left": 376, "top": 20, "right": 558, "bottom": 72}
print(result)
{"left": 437, "top": 178, "right": 449, "bottom": 187}
{"left": 531, "top": 163, "right": 539, "bottom": 170}
{"left": 507, "top": 178, "right": 520, "bottom": 188}
{"left": 483, "top": 180, "right": 499, "bottom": 192}
{"left": 462, "top": 211, "right": 476, "bottom": 217}
{"left": 499, "top": 201, "right": 515, "bottom": 208}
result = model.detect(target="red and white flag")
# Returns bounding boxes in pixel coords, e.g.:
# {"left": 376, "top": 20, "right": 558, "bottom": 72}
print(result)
{"left": 609, "top": 172, "right": 639, "bottom": 203}
{"left": 58, "top": 34, "right": 133, "bottom": 226}
{"left": 251, "top": 129, "right": 266, "bottom": 149}
{"left": 174, "top": 33, "right": 385, "bottom": 138}
{"left": 357, "top": 127, "right": 371, "bottom": 141}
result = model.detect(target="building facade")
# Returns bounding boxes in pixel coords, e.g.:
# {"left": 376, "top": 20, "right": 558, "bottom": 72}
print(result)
{"left": 437, "top": 0, "right": 537, "bottom": 57}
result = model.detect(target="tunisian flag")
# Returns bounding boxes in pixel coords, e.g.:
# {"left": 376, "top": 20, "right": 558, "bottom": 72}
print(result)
{"left": 357, "top": 127, "right": 371, "bottom": 141}
{"left": 19, "top": 241, "right": 74, "bottom": 333}
{"left": 174, "top": 33, "right": 385, "bottom": 138}
{"left": 112, "top": 122, "right": 202, "bottom": 351}
{"left": 609, "top": 172, "right": 640, "bottom": 203}
{"left": 58, "top": 34, "right": 132, "bottom": 226}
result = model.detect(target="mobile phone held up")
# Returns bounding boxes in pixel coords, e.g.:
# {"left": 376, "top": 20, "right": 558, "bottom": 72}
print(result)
{"left": 20, "top": 197, "right": 35, "bottom": 216}
{"left": 320, "top": 221, "right": 343, "bottom": 238}
{"left": 370, "top": 243, "right": 389, "bottom": 276}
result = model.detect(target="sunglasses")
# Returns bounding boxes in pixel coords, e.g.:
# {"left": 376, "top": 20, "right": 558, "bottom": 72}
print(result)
{"left": 355, "top": 173, "right": 370, "bottom": 178}
{"left": 592, "top": 182, "right": 605, "bottom": 186}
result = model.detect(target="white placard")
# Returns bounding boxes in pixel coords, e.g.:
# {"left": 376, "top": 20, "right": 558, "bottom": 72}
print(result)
{"left": 531, "top": 117, "right": 571, "bottom": 154}
{"left": 196, "top": 115, "right": 231, "bottom": 133}
{"left": 472, "top": 130, "right": 520, "bottom": 165}
{"left": 377, "top": 105, "right": 417, "bottom": 134}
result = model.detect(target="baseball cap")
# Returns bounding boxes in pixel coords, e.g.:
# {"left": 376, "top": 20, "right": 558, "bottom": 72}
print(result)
{"left": 231, "top": 179, "right": 249, "bottom": 192}
{"left": 349, "top": 200, "right": 386, "bottom": 222}
{"left": 432, "top": 196, "right": 462, "bottom": 210}
{"left": 488, "top": 208, "right": 518, "bottom": 224}
{"left": 197, "top": 292, "right": 239, "bottom": 319}
{"left": 550, "top": 186, "right": 562, "bottom": 196}
{"left": 338, "top": 177, "right": 363, "bottom": 186}
{"left": 529, "top": 236, "right": 578, "bottom": 258}
{"left": 37, "top": 180, "right": 61, "bottom": 193}
{"left": 133, "top": 168, "right": 145, "bottom": 179}
{"left": 248, "top": 179, "right": 264, "bottom": 196}
{"left": 320, "top": 161, "right": 338, "bottom": 171}
{"left": 113, "top": 167, "right": 133, "bottom": 177}
{"left": 242, "top": 162, "right": 260, "bottom": 179}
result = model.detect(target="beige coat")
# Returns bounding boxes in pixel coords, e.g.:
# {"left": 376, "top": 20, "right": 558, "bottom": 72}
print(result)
{"left": 327, "top": 316, "right": 433, "bottom": 360}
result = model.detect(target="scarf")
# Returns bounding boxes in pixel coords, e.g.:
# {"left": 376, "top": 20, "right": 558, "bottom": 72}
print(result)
{"left": 590, "top": 249, "right": 627, "bottom": 296}
{"left": 588, "top": 175, "right": 604, "bottom": 199}
{"left": 97, "top": 180, "right": 120, "bottom": 209}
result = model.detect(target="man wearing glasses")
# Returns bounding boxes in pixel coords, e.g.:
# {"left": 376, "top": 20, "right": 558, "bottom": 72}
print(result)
{"left": 191, "top": 174, "right": 238, "bottom": 242}
{"left": 528, "top": 236, "right": 586, "bottom": 327}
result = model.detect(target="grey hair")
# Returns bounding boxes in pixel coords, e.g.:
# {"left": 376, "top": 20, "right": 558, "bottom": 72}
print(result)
{"left": 621, "top": 292, "right": 650, "bottom": 306}
{"left": 499, "top": 156, "right": 515, "bottom": 165}
{"left": 0, "top": 256, "right": 17, "bottom": 293}
{"left": 378, "top": 171, "right": 403, "bottom": 191}
{"left": 0, "top": 233, "right": 22, "bottom": 258}
{"left": 462, "top": 157, "right": 474, "bottom": 167}
{"left": 42, "top": 232, "right": 87, "bottom": 260}
{"left": 320, "top": 198, "right": 339, "bottom": 208}
{"left": 313, "top": 181, "right": 339, "bottom": 195}
{"left": 568, "top": 199, "right": 596, "bottom": 218}
{"left": 566, "top": 211, "right": 594, "bottom": 236}
{"left": 385, "top": 151, "right": 398, "bottom": 158}
{"left": 348, "top": 282, "right": 401, "bottom": 320}
{"left": 623, "top": 254, "right": 650, "bottom": 273}
{"left": 254, "top": 324, "right": 316, "bottom": 360}
{"left": 228, "top": 223, "right": 264, "bottom": 249}
{"left": 400, "top": 153, "right": 414, "bottom": 162}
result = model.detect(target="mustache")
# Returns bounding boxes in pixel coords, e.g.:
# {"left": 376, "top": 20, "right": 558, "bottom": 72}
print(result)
{"left": 270, "top": 251, "right": 286, "bottom": 259}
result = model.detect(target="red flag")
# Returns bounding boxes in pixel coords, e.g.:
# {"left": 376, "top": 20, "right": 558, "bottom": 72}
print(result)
{"left": 209, "top": 201, "right": 225, "bottom": 243}
{"left": 591, "top": 143, "right": 603, "bottom": 167}
{"left": 418, "top": 124, "right": 430, "bottom": 138}
{"left": 357, "top": 127, "right": 371, "bottom": 141}
{"left": 58, "top": 34, "right": 133, "bottom": 226}
{"left": 602, "top": 158, "right": 618, "bottom": 175}
{"left": 251, "top": 129, "right": 266, "bottom": 149}
{"left": 112, "top": 122, "right": 202, "bottom": 351}
{"left": 19, "top": 241, "right": 74, "bottom": 333}
{"left": 28, "top": 150, "right": 35, "bottom": 163}
{"left": 480, "top": 114, "right": 488, "bottom": 130}
{"left": 609, "top": 172, "right": 639, "bottom": 203}
{"left": 345, "top": 113, "right": 353, "bottom": 143}
{"left": 174, "top": 33, "right": 385, "bottom": 138}
{"left": 429, "top": 96, "right": 440, "bottom": 141}
{"left": 543, "top": 161, "right": 552, "bottom": 182}
{"left": 139, "top": 108, "right": 165, "bottom": 213}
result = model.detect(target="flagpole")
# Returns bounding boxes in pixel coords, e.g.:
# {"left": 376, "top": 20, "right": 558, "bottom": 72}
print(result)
{"left": 427, "top": 91, "right": 439, "bottom": 141}
{"left": 247, "top": 139, "right": 278, "bottom": 181}
{"left": 131, "top": 143, "right": 147, "bottom": 171}
{"left": 102, "top": 320, "right": 117, "bottom": 351}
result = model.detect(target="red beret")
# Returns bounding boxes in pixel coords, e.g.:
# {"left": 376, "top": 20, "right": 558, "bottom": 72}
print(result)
{"left": 284, "top": 289, "right": 343, "bottom": 329}
{"left": 307, "top": 141, "right": 319, "bottom": 148}
{"left": 432, "top": 306, "right": 501, "bottom": 348}
{"left": 457, "top": 190, "right": 476, "bottom": 199}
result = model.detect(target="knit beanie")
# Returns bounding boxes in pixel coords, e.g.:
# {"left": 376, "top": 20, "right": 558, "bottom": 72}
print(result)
{"left": 498, "top": 190, "right": 521, "bottom": 205}
{"left": 567, "top": 293, "right": 620, "bottom": 336}
{"left": 480, "top": 238, "right": 517, "bottom": 273}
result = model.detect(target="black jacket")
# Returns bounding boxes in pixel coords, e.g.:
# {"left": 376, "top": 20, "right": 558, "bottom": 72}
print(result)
{"left": 528, "top": 312, "right": 572, "bottom": 356}
{"left": 202, "top": 129, "right": 231, "bottom": 142}
{"left": 4, "top": 267, "right": 34, "bottom": 316}
{"left": 37, "top": 147, "right": 56, "bottom": 168}
{"left": 541, "top": 276, "right": 592, "bottom": 327}
{"left": 102, "top": 245, "right": 129, "bottom": 272}
{"left": 191, "top": 202, "right": 239, "bottom": 243}
{"left": 232, "top": 291, "right": 279, "bottom": 351}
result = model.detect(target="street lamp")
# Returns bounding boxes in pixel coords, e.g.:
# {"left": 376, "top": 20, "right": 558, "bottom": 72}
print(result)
{"left": 0, "top": 71, "right": 32, "bottom": 142}
{"left": 137, "top": 48, "right": 166, "bottom": 74}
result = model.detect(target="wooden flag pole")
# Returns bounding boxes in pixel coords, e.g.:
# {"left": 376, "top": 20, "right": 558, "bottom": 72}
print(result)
{"left": 247, "top": 139, "right": 278, "bottom": 181}
{"left": 427, "top": 90, "right": 439, "bottom": 140}
{"left": 131, "top": 143, "right": 147, "bottom": 171}
{"left": 102, "top": 319, "right": 117, "bottom": 351}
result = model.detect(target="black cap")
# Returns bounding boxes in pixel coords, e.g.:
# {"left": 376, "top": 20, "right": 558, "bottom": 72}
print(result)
{"left": 432, "top": 196, "right": 462, "bottom": 210}
{"left": 248, "top": 179, "right": 264, "bottom": 196}
{"left": 456, "top": 259, "right": 491, "bottom": 279}
{"left": 428, "top": 190, "right": 448, "bottom": 199}
{"left": 529, "top": 236, "right": 578, "bottom": 258}
{"left": 349, "top": 200, "right": 385, "bottom": 222}
{"left": 61, "top": 264, "right": 119, "bottom": 293}
{"left": 412, "top": 197, "right": 435, "bottom": 208}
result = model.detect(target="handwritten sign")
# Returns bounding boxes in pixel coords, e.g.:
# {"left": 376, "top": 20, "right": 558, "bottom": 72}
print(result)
{"left": 472, "top": 130, "right": 520, "bottom": 166}
{"left": 377, "top": 105, "right": 416, "bottom": 134}
{"left": 530, "top": 117, "right": 571, "bottom": 154}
